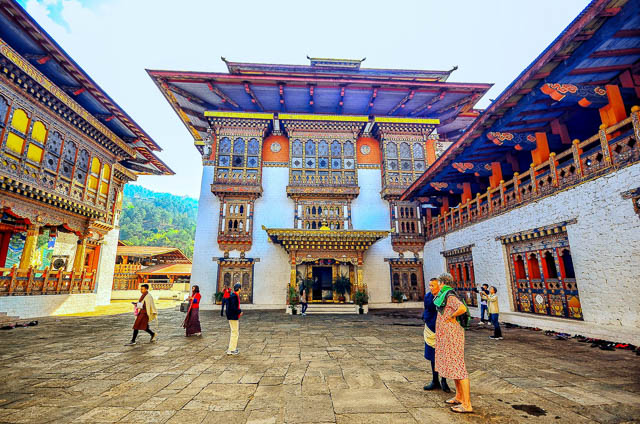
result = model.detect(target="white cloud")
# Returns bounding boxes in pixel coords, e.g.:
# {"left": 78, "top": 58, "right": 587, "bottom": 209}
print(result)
{"left": 22, "top": 0, "right": 591, "bottom": 198}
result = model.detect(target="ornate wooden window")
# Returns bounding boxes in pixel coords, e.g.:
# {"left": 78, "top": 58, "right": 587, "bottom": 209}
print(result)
{"left": 217, "top": 197, "right": 255, "bottom": 252}
{"left": 442, "top": 245, "right": 478, "bottom": 307}
{"left": 0, "top": 96, "right": 8, "bottom": 128}
{"left": 5, "top": 107, "right": 29, "bottom": 158}
{"left": 295, "top": 199, "right": 351, "bottom": 230}
{"left": 290, "top": 138, "right": 356, "bottom": 185}
{"left": 388, "top": 258, "right": 424, "bottom": 301}
{"left": 383, "top": 141, "right": 426, "bottom": 187}
{"left": 216, "top": 136, "right": 261, "bottom": 183}
{"left": 392, "top": 201, "right": 422, "bottom": 235}
{"left": 26, "top": 120, "right": 47, "bottom": 164}
{"left": 88, "top": 157, "right": 101, "bottom": 194}
{"left": 60, "top": 139, "right": 77, "bottom": 180}
{"left": 503, "top": 226, "right": 582, "bottom": 320}
{"left": 216, "top": 258, "right": 254, "bottom": 303}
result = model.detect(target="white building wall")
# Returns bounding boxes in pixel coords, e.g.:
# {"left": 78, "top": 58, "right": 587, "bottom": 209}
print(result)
{"left": 0, "top": 294, "right": 98, "bottom": 318}
{"left": 352, "top": 168, "right": 393, "bottom": 305}
{"left": 250, "top": 167, "right": 294, "bottom": 305}
{"left": 51, "top": 231, "right": 78, "bottom": 271}
{"left": 423, "top": 163, "right": 640, "bottom": 343}
{"left": 191, "top": 165, "right": 224, "bottom": 306}
{"left": 94, "top": 217, "right": 120, "bottom": 306}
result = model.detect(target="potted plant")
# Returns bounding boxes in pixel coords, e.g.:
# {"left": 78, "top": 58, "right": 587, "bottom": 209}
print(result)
{"left": 214, "top": 291, "right": 223, "bottom": 305}
{"left": 288, "top": 285, "right": 299, "bottom": 315}
{"left": 333, "top": 273, "right": 352, "bottom": 303}
{"left": 354, "top": 290, "right": 368, "bottom": 314}
{"left": 392, "top": 290, "right": 404, "bottom": 303}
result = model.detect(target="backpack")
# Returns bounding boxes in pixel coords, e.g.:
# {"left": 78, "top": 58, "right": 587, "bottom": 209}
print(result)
{"left": 443, "top": 290, "right": 471, "bottom": 329}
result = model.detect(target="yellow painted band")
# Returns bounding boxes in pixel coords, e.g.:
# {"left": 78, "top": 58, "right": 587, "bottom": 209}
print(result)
{"left": 204, "top": 111, "right": 273, "bottom": 119}
{"left": 278, "top": 113, "right": 369, "bottom": 122}
{"left": 374, "top": 116, "right": 440, "bottom": 125}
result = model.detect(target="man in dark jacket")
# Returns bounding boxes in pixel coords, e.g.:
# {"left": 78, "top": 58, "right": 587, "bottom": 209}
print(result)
{"left": 226, "top": 283, "right": 242, "bottom": 355}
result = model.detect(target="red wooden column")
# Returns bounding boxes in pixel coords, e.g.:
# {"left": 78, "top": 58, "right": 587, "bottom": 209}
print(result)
{"left": 461, "top": 182, "right": 472, "bottom": 204}
{"left": 532, "top": 133, "right": 550, "bottom": 166}
{"left": 489, "top": 162, "right": 502, "bottom": 188}
{"left": 0, "top": 231, "right": 12, "bottom": 267}
{"left": 425, "top": 139, "right": 437, "bottom": 165}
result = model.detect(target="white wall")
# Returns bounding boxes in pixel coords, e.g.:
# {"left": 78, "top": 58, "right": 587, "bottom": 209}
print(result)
{"left": 95, "top": 216, "right": 120, "bottom": 306}
{"left": 423, "top": 163, "right": 640, "bottom": 343}
{"left": 352, "top": 168, "right": 394, "bottom": 305}
{"left": 0, "top": 294, "right": 97, "bottom": 318}
{"left": 250, "top": 167, "right": 294, "bottom": 305}
{"left": 51, "top": 231, "right": 77, "bottom": 271}
{"left": 190, "top": 165, "right": 224, "bottom": 306}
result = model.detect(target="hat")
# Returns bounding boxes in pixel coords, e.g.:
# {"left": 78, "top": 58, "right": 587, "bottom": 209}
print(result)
{"left": 233, "top": 283, "right": 242, "bottom": 291}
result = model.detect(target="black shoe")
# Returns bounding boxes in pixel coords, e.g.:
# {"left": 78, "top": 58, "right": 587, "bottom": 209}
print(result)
{"left": 424, "top": 380, "right": 441, "bottom": 391}
{"left": 441, "top": 379, "right": 451, "bottom": 393}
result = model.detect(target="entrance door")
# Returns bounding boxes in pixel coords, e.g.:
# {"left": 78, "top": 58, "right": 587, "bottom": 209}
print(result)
{"left": 312, "top": 266, "right": 333, "bottom": 301}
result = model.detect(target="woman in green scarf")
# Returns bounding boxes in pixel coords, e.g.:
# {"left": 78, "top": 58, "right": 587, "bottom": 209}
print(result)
{"left": 433, "top": 273, "right": 473, "bottom": 414}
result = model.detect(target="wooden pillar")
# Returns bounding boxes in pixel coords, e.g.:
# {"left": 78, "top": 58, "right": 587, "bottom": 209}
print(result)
{"left": 73, "top": 236, "right": 87, "bottom": 272}
{"left": 425, "top": 139, "right": 437, "bottom": 165}
{"left": 289, "top": 255, "right": 297, "bottom": 288}
{"left": 489, "top": 162, "right": 502, "bottom": 188}
{"left": 356, "top": 256, "right": 365, "bottom": 293}
{"left": 439, "top": 197, "right": 449, "bottom": 216}
{"left": 532, "top": 132, "right": 550, "bottom": 166}
{"left": 599, "top": 85, "right": 627, "bottom": 130}
{"left": 551, "top": 119, "right": 571, "bottom": 145}
{"left": 19, "top": 224, "right": 40, "bottom": 269}
{"left": 461, "top": 182, "right": 472, "bottom": 204}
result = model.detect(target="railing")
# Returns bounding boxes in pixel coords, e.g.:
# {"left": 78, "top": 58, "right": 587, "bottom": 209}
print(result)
{"left": 426, "top": 106, "right": 640, "bottom": 240}
{"left": 0, "top": 266, "right": 96, "bottom": 295}
{"left": 113, "top": 263, "right": 142, "bottom": 290}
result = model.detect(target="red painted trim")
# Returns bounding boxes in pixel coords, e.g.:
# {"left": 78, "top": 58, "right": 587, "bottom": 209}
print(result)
{"left": 614, "top": 29, "right": 640, "bottom": 38}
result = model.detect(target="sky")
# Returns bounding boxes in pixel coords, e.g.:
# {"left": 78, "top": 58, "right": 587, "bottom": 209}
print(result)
{"left": 18, "top": 0, "right": 592, "bottom": 199}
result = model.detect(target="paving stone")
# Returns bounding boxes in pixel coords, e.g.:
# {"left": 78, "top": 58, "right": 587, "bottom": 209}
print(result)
{"left": 1, "top": 309, "right": 640, "bottom": 423}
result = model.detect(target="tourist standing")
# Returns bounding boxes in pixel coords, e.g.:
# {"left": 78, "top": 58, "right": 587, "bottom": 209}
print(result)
{"left": 433, "top": 273, "right": 473, "bottom": 414}
{"left": 423, "top": 277, "right": 451, "bottom": 393}
{"left": 125, "top": 283, "right": 158, "bottom": 346}
{"left": 478, "top": 284, "right": 489, "bottom": 325}
{"left": 183, "top": 285, "right": 202, "bottom": 337}
{"left": 300, "top": 285, "right": 308, "bottom": 316}
{"left": 483, "top": 286, "right": 502, "bottom": 340}
{"left": 221, "top": 286, "right": 231, "bottom": 317}
{"left": 225, "top": 283, "right": 242, "bottom": 355}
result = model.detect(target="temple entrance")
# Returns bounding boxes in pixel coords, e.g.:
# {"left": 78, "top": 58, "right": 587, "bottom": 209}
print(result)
{"left": 312, "top": 266, "right": 333, "bottom": 301}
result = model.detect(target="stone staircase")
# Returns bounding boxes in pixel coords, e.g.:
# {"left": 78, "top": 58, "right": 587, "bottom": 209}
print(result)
{"left": 304, "top": 303, "right": 359, "bottom": 315}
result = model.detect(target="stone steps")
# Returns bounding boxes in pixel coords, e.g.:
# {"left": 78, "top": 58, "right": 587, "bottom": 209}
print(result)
{"left": 304, "top": 304, "right": 358, "bottom": 315}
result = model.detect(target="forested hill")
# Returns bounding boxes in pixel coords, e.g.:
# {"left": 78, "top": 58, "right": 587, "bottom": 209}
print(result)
{"left": 118, "top": 185, "right": 198, "bottom": 259}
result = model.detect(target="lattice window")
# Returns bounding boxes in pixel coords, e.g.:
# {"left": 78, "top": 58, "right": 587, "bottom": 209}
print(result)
{"left": 383, "top": 140, "right": 426, "bottom": 187}
{"left": 443, "top": 247, "right": 478, "bottom": 307}
{"left": 60, "top": 140, "right": 77, "bottom": 179}
{"left": 216, "top": 136, "right": 261, "bottom": 183}
{"left": 389, "top": 260, "right": 424, "bottom": 302}
{"left": 220, "top": 200, "right": 252, "bottom": 236}
{"left": 290, "top": 138, "right": 356, "bottom": 185}
{"left": 295, "top": 200, "right": 351, "bottom": 230}
{"left": 5, "top": 108, "right": 29, "bottom": 157}
{"left": 75, "top": 149, "right": 89, "bottom": 184}
{"left": 25, "top": 120, "right": 47, "bottom": 164}
{"left": 217, "top": 262, "right": 253, "bottom": 303}
{"left": 0, "top": 96, "right": 8, "bottom": 128}
{"left": 392, "top": 201, "right": 423, "bottom": 235}
{"left": 506, "top": 231, "right": 582, "bottom": 320}
{"left": 43, "top": 131, "right": 63, "bottom": 173}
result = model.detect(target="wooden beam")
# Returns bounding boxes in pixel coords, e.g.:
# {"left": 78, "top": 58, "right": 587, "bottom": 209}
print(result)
{"left": 337, "top": 85, "right": 345, "bottom": 114}
{"left": 569, "top": 64, "right": 631, "bottom": 75}
{"left": 589, "top": 48, "right": 640, "bottom": 58}
{"left": 410, "top": 91, "right": 445, "bottom": 117}
{"left": 279, "top": 83, "right": 286, "bottom": 111}
{"left": 244, "top": 82, "right": 264, "bottom": 111}
{"left": 614, "top": 29, "right": 640, "bottom": 38}
{"left": 388, "top": 89, "right": 415, "bottom": 115}
{"left": 207, "top": 81, "right": 240, "bottom": 109}
{"left": 366, "top": 87, "right": 379, "bottom": 115}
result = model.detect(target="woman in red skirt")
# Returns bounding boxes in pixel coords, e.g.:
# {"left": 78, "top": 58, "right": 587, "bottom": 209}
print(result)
{"left": 183, "top": 285, "right": 202, "bottom": 336}
{"left": 125, "top": 283, "right": 158, "bottom": 346}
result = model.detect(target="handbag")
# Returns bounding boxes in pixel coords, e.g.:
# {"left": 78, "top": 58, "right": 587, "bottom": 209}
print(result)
{"left": 133, "top": 305, "right": 139, "bottom": 316}
{"left": 424, "top": 324, "right": 436, "bottom": 347}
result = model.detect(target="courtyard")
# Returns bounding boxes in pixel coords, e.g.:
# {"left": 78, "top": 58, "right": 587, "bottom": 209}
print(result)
{"left": 0, "top": 309, "right": 639, "bottom": 424}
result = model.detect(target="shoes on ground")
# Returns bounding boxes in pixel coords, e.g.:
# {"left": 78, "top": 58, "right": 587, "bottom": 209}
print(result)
{"left": 226, "top": 349, "right": 239, "bottom": 355}
{"left": 489, "top": 336, "right": 503, "bottom": 340}
{"left": 150, "top": 334, "right": 158, "bottom": 343}
{"left": 124, "top": 341, "right": 136, "bottom": 346}
{"left": 423, "top": 381, "right": 441, "bottom": 391}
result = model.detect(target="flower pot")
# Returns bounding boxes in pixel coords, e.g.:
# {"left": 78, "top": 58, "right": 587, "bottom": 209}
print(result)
{"left": 358, "top": 307, "right": 364, "bottom": 314}
{"left": 215, "top": 300, "right": 222, "bottom": 305}
{"left": 292, "top": 307, "right": 298, "bottom": 315}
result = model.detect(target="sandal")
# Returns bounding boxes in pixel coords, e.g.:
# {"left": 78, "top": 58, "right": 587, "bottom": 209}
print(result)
{"left": 451, "top": 405, "right": 473, "bottom": 413}
{"left": 445, "top": 398, "right": 461, "bottom": 405}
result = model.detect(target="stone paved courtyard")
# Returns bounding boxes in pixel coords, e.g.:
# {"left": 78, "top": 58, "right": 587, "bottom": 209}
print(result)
{"left": 0, "top": 309, "right": 639, "bottom": 424}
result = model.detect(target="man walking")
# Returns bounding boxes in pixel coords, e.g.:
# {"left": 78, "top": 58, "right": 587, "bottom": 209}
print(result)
{"left": 125, "top": 283, "right": 157, "bottom": 346}
{"left": 226, "top": 283, "right": 242, "bottom": 355}
{"left": 478, "top": 284, "right": 489, "bottom": 324}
